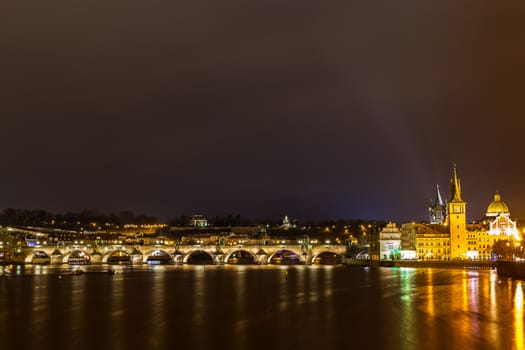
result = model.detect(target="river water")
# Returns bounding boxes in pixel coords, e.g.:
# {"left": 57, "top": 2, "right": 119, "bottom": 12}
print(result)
{"left": 0, "top": 264, "right": 523, "bottom": 350}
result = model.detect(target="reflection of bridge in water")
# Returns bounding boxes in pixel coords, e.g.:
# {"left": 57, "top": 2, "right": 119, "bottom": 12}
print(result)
{"left": 15, "top": 243, "right": 347, "bottom": 265}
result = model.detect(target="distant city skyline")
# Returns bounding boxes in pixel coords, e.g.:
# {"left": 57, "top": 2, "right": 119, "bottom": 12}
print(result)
{"left": 2, "top": 0, "right": 525, "bottom": 222}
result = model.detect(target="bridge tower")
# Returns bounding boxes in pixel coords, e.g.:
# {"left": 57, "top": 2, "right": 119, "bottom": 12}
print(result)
{"left": 448, "top": 164, "right": 467, "bottom": 259}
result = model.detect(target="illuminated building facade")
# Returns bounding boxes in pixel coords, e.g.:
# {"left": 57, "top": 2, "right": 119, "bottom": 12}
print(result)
{"left": 189, "top": 215, "right": 208, "bottom": 227}
{"left": 400, "top": 222, "right": 417, "bottom": 251}
{"left": 461, "top": 192, "right": 520, "bottom": 260}
{"left": 413, "top": 167, "right": 521, "bottom": 260}
{"left": 281, "top": 215, "right": 293, "bottom": 229}
{"left": 486, "top": 192, "right": 519, "bottom": 240}
{"left": 466, "top": 224, "right": 491, "bottom": 260}
{"left": 448, "top": 165, "right": 467, "bottom": 259}
{"left": 415, "top": 224, "right": 451, "bottom": 260}
{"left": 379, "top": 222, "right": 402, "bottom": 260}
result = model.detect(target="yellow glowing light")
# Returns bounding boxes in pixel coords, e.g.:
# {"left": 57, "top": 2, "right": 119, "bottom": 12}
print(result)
{"left": 426, "top": 271, "right": 434, "bottom": 317}
{"left": 514, "top": 282, "right": 523, "bottom": 350}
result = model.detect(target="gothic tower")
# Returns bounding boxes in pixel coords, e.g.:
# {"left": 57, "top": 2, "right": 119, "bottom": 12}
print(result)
{"left": 448, "top": 164, "right": 467, "bottom": 259}
{"left": 429, "top": 184, "right": 446, "bottom": 224}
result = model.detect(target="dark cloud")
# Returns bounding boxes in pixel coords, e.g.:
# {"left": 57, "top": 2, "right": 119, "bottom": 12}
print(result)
{"left": 1, "top": 0, "right": 525, "bottom": 221}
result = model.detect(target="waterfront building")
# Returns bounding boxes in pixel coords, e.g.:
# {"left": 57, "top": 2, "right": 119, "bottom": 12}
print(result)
{"left": 429, "top": 185, "right": 446, "bottom": 224}
{"left": 415, "top": 224, "right": 451, "bottom": 260}
{"left": 461, "top": 193, "right": 520, "bottom": 260}
{"left": 370, "top": 165, "right": 522, "bottom": 261}
{"left": 379, "top": 222, "right": 402, "bottom": 260}
{"left": 412, "top": 166, "right": 521, "bottom": 260}
{"left": 485, "top": 192, "right": 519, "bottom": 239}
{"left": 410, "top": 165, "right": 485, "bottom": 260}
{"left": 466, "top": 224, "right": 491, "bottom": 260}
{"left": 400, "top": 222, "right": 417, "bottom": 250}
{"left": 489, "top": 213, "right": 519, "bottom": 239}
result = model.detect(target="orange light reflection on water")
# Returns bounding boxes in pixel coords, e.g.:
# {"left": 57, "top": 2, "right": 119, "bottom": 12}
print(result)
{"left": 514, "top": 281, "right": 524, "bottom": 350}
{"left": 467, "top": 272, "right": 480, "bottom": 338}
{"left": 426, "top": 270, "right": 434, "bottom": 317}
{"left": 451, "top": 270, "right": 474, "bottom": 348}
{"left": 487, "top": 271, "right": 499, "bottom": 344}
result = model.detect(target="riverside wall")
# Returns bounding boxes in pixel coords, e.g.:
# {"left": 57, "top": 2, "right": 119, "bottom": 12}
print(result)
{"left": 344, "top": 258, "right": 497, "bottom": 270}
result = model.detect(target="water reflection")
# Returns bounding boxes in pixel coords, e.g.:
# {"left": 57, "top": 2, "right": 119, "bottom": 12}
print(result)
{"left": 191, "top": 266, "right": 207, "bottom": 349}
{"left": 467, "top": 272, "right": 480, "bottom": 341}
{"left": 423, "top": 269, "right": 437, "bottom": 349}
{"left": 514, "top": 281, "right": 524, "bottom": 350}
{"left": 399, "top": 268, "right": 416, "bottom": 349}
{"left": 148, "top": 266, "right": 166, "bottom": 349}
{"left": 2, "top": 265, "right": 525, "bottom": 350}
{"left": 320, "top": 266, "right": 335, "bottom": 345}
{"left": 233, "top": 266, "right": 247, "bottom": 349}
{"left": 70, "top": 272, "right": 86, "bottom": 348}
{"left": 426, "top": 269, "right": 435, "bottom": 317}
{"left": 308, "top": 266, "right": 319, "bottom": 304}
{"left": 296, "top": 266, "right": 306, "bottom": 306}
{"left": 30, "top": 273, "right": 48, "bottom": 349}
{"left": 109, "top": 268, "right": 125, "bottom": 350}
{"left": 488, "top": 271, "right": 498, "bottom": 344}
{"left": 278, "top": 266, "right": 290, "bottom": 312}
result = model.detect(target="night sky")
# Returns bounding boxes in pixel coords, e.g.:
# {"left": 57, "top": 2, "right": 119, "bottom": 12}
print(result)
{"left": 2, "top": 1, "right": 525, "bottom": 222}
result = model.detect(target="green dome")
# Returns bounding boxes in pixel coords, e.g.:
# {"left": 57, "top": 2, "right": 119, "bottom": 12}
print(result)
{"left": 486, "top": 192, "right": 510, "bottom": 217}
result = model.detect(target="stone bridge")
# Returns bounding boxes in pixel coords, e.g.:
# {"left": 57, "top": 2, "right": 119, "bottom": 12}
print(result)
{"left": 13, "top": 243, "right": 347, "bottom": 265}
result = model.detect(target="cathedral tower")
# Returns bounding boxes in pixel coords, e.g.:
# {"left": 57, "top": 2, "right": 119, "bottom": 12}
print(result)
{"left": 448, "top": 164, "right": 467, "bottom": 259}
{"left": 429, "top": 184, "right": 446, "bottom": 224}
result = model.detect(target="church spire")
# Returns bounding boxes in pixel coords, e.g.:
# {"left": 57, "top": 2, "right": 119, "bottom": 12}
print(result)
{"left": 450, "top": 164, "right": 463, "bottom": 202}
{"left": 434, "top": 184, "right": 444, "bottom": 206}
{"left": 429, "top": 184, "right": 446, "bottom": 224}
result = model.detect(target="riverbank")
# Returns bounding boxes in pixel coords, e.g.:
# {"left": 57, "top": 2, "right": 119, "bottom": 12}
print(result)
{"left": 344, "top": 258, "right": 525, "bottom": 280}
{"left": 344, "top": 258, "right": 497, "bottom": 270}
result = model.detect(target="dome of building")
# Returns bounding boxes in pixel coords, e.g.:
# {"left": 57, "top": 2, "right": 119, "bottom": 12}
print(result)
{"left": 486, "top": 192, "right": 510, "bottom": 217}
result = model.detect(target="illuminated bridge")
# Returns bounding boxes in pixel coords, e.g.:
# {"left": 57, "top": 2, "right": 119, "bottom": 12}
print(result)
{"left": 13, "top": 243, "right": 347, "bottom": 265}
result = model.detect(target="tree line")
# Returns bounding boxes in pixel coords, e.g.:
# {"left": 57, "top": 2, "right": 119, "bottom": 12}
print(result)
{"left": 0, "top": 208, "right": 388, "bottom": 237}
{"left": 0, "top": 208, "right": 157, "bottom": 227}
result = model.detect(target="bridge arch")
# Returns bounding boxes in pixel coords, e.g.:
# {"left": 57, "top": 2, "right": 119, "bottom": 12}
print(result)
{"left": 268, "top": 249, "right": 302, "bottom": 265}
{"left": 65, "top": 249, "right": 90, "bottom": 265}
{"left": 104, "top": 249, "right": 131, "bottom": 264}
{"left": 146, "top": 249, "right": 173, "bottom": 264}
{"left": 311, "top": 251, "right": 342, "bottom": 265}
{"left": 184, "top": 250, "right": 214, "bottom": 264}
{"left": 31, "top": 250, "right": 50, "bottom": 264}
{"left": 224, "top": 249, "right": 256, "bottom": 264}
